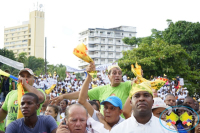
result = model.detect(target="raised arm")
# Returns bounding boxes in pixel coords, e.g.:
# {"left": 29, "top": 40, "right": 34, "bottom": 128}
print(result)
{"left": 51, "top": 91, "right": 80, "bottom": 105}
{"left": 78, "top": 73, "right": 95, "bottom": 116}
{"left": 123, "top": 97, "right": 132, "bottom": 119}
{"left": 19, "top": 77, "right": 45, "bottom": 104}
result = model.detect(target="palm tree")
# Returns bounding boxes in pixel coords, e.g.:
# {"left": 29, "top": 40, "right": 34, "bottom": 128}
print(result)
{"left": 17, "top": 52, "right": 27, "bottom": 64}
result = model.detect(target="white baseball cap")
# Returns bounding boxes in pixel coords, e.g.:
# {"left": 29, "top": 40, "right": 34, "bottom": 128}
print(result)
{"left": 18, "top": 68, "right": 34, "bottom": 76}
{"left": 152, "top": 97, "right": 169, "bottom": 109}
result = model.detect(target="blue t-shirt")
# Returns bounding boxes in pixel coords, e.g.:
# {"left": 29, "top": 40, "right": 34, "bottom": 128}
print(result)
{"left": 5, "top": 115, "right": 57, "bottom": 133}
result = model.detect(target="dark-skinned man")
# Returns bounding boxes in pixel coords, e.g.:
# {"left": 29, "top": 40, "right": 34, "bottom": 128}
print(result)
{"left": 0, "top": 68, "right": 45, "bottom": 127}
{"left": 183, "top": 96, "right": 195, "bottom": 110}
{"left": 51, "top": 62, "right": 135, "bottom": 118}
{"left": 6, "top": 93, "right": 57, "bottom": 133}
{"left": 110, "top": 82, "right": 174, "bottom": 133}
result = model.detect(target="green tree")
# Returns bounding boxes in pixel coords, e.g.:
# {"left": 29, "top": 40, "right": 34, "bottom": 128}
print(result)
{"left": 17, "top": 52, "right": 27, "bottom": 63}
{"left": 119, "top": 39, "right": 200, "bottom": 96}
{"left": 25, "top": 56, "right": 45, "bottom": 72}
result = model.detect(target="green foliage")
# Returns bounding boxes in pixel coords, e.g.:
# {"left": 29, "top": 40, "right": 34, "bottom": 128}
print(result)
{"left": 163, "top": 20, "right": 200, "bottom": 47}
{"left": 119, "top": 39, "right": 190, "bottom": 79}
{"left": 120, "top": 20, "right": 200, "bottom": 97}
{"left": 17, "top": 52, "right": 27, "bottom": 63}
{"left": 122, "top": 37, "right": 138, "bottom": 46}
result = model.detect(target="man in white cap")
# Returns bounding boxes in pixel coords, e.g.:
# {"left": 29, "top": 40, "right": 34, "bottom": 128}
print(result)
{"left": 0, "top": 68, "right": 46, "bottom": 127}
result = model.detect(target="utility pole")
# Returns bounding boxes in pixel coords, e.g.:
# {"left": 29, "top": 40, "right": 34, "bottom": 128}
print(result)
{"left": 45, "top": 37, "right": 47, "bottom": 74}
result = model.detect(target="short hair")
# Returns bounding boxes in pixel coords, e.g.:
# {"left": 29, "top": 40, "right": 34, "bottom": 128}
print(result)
{"left": 89, "top": 100, "right": 99, "bottom": 111}
{"left": 165, "top": 94, "right": 175, "bottom": 99}
{"left": 5, "top": 70, "right": 10, "bottom": 73}
{"left": 65, "top": 103, "right": 88, "bottom": 120}
{"left": 63, "top": 99, "right": 68, "bottom": 105}
{"left": 184, "top": 96, "right": 195, "bottom": 103}
{"left": 22, "top": 93, "right": 39, "bottom": 104}
{"left": 108, "top": 67, "right": 121, "bottom": 75}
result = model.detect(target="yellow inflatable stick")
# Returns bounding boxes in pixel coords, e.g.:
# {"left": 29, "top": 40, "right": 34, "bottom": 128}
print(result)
{"left": 17, "top": 83, "right": 25, "bottom": 119}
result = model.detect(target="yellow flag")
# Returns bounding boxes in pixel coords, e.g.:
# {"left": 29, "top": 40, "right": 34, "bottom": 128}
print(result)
{"left": 17, "top": 83, "right": 25, "bottom": 119}
{"left": 45, "top": 84, "right": 56, "bottom": 94}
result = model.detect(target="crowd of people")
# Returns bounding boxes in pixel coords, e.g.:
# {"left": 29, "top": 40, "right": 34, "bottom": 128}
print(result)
{"left": 0, "top": 62, "right": 199, "bottom": 133}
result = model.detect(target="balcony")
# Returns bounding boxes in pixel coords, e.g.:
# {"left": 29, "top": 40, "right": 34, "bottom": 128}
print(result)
{"left": 107, "top": 34, "right": 114, "bottom": 37}
{"left": 115, "top": 34, "right": 123, "bottom": 38}
{"left": 108, "top": 41, "right": 113, "bottom": 44}
{"left": 100, "top": 34, "right": 107, "bottom": 37}
{"left": 116, "top": 41, "right": 122, "bottom": 45}
{"left": 116, "top": 49, "right": 121, "bottom": 52}
{"left": 108, "top": 48, "right": 114, "bottom": 51}
{"left": 101, "top": 48, "right": 106, "bottom": 51}
{"left": 90, "top": 54, "right": 100, "bottom": 58}
{"left": 88, "top": 47, "right": 100, "bottom": 51}
{"left": 100, "top": 41, "right": 106, "bottom": 44}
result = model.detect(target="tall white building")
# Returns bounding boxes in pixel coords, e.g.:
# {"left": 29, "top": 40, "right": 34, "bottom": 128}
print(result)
{"left": 78, "top": 26, "right": 137, "bottom": 69}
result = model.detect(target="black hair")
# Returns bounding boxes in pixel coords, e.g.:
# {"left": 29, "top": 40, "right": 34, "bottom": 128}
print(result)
{"left": 176, "top": 100, "right": 183, "bottom": 106}
{"left": 89, "top": 100, "right": 100, "bottom": 111}
{"left": 63, "top": 99, "right": 68, "bottom": 105}
{"left": 23, "top": 93, "right": 39, "bottom": 104}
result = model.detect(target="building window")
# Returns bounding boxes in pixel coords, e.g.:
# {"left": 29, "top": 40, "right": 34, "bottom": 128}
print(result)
{"left": 29, "top": 35, "right": 31, "bottom": 37}
{"left": 10, "top": 29, "right": 16, "bottom": 32}
{"left": 5, "top": 34, "right": 8, "bottom": 37}
{"left": 29, "top": 28, "right": 31, "bottom": 33}
{"left": 12, "top": 33, "right": 14, "bottom": 36}
{"left": 29, "top": 52, "right": 31, "bottom": 55}
{"left": 24, "top": 31, "right": 26, "bottom": 34}
{"left": 23, "top": 49, "right": 25, "bottom": 51}
{"left": 129, "top": 34, "right": 132, "bottom": 36}
{"left": 24, "top": 36, "right": 26, "bottom": 38}
{"left": 28, "top": 48, "right": 31, "bottom": 50}
{"left": 22, "top": 40, "right": 27, "bottom": 42}
{"left": 12, "top": 38, "right": 13, "bottom": 40}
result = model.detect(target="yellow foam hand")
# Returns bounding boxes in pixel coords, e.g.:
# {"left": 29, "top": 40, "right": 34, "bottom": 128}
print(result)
{"left": 45, "top": 84, "right": 56, "bottom": 94}
{"left": 131, "top": 64, "right": 147, "bottom": 84}
{"left": 73, "top": 43, "right": 93, "bottom": 63}
{"left": 150, "top": 78, "right": 168, "bottom": 90}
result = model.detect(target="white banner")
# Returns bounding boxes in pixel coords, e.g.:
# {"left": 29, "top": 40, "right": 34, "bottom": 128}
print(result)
{"left": 96, "top": 62, "right": 118, "bottom": 71}
{"left": 66, "top": 65, "right": 85, "bottom": 72}
{"left": 179, "top": 78, "right": 184, "bottom": 86}
{"left": 66, "top": 62, "right": 119, "bottom": 72}
{"left": 0, "top": 55, "right": 24, "bottom": 70}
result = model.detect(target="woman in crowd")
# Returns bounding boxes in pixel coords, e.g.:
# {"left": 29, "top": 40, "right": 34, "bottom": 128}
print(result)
{"left": 45, "top": 105, "right": 60, "bottom": 125}
{"left": 60, "top": 99, "right": 68, "bottom": 120}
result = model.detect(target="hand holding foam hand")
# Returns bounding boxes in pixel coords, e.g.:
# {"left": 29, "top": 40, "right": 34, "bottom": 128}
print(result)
{"left": 73, "top": 43, "right": 93, "bottom": 63}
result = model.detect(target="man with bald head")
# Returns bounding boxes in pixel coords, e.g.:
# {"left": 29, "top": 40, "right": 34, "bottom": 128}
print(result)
{"left": 164, "top": 94, "right": 176, "bottom": 107}
{"left": 56, "top": 104, "right": 109, "bottom": 133}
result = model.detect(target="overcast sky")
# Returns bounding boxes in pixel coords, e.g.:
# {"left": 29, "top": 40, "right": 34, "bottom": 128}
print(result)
{"left": 0, "top": 0, "right": 199, "bottom": 68}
